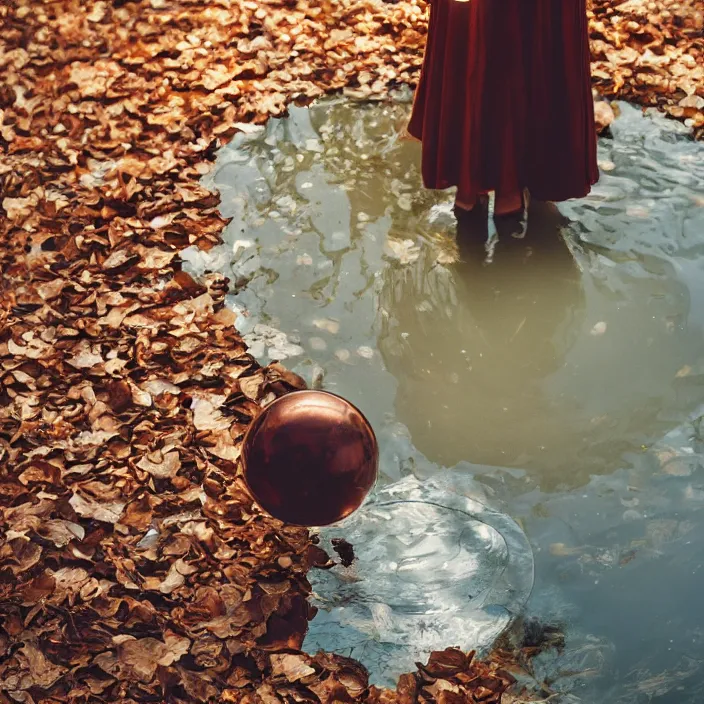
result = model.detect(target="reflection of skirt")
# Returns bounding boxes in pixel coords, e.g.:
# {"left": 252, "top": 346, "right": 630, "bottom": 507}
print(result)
{"left": 408, "top": 0, "right": 599, "bottom": 203}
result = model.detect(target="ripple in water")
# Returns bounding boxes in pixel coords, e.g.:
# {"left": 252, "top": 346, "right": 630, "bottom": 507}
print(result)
{"left": 305, "top": 475, "right": 534, "bottom": 686}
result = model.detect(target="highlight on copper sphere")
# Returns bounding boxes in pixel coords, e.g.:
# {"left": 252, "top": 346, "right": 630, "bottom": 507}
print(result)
{"left": 241, "top": 390, "right": 378, "bottom": 527}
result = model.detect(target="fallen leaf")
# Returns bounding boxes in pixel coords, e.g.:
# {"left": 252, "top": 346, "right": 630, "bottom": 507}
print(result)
{"left": 270, "top": 654, "right": 316, "bottom": 681}
{"left": 69, "top": 493, "right": 125, "bottom": 524}
{"left": 137, "top": 450, "right": 181, "bottom": 479}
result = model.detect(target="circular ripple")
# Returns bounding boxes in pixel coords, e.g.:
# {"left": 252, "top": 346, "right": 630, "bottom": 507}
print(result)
{"left": 303, "top": 474, "right": 534, "bottom": 687}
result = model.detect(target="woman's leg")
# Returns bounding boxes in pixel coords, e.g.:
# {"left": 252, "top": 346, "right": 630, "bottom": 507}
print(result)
{"left": 497, "top": 0, "right": 597, "bottom": 219}
{"left": 478, "top": 0, "right": 526, "bottom": 216}
{"left": 494, "top": 190, "right": 524, "bottom": 216}
{"left": 520, "top": 0, "right": 598, "bottom": 201}
{"left": 408, "top": 0, "right": 486, "bottom": 206}
{"left": 409, "top": 0, "right": 596, "bottom": 209}
{"left": 454, "top": 195, "right": 479, "bottom": 212}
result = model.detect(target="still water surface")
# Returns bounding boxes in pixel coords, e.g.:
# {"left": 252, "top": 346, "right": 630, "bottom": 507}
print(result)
{"left": 188, "top": 97, "right": 704, "bottom": 701}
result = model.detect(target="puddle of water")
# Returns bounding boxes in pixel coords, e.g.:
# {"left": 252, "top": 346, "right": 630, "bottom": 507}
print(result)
{"left": 188, "top": 98, "right": 704, "bottom": 699}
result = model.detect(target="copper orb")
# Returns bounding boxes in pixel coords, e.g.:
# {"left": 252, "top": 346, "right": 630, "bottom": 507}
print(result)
{"left": 242, "top": 390, "right": 378, "bottom": 527}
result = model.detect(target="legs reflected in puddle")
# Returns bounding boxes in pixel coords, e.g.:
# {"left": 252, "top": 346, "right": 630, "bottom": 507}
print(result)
{"left": 378, "top": 201, "right": 702, "bottom": 487}
{"left": 454, "top": 202, "right": 585, "bottom": 387}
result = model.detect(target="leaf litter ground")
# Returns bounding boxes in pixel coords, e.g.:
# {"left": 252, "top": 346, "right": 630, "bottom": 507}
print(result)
{"left": 0, "top": 0, "right": 702, "bottom": 702}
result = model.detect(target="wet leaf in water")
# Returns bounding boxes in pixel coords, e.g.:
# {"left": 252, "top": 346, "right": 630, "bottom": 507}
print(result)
{"left": 313, "top": 318, "right": 341, "bottom": 335}
{"left": 385, "top": 238, "right": 421, "bottom": 265}
{"left": 309, "top": 337, "right": 328, "bottom": 351}
{"left": 331, "top": 537, "right": 356, "bottom": 567}
{"left": 336, "top": 348, "right": 352, "bottom": 363}
{"left": 550, "top": 543, "right": 583, "bottom": 557}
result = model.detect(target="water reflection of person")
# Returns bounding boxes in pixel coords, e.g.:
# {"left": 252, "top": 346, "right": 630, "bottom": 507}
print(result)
{"left": 378, "top": 203, "right": 591, "bottom": 484}
{"left": 298, "top": 102, "right": 700, "bottom": 488}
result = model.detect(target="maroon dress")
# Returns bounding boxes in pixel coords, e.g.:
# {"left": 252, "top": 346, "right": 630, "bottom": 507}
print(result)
{"left": 408, "top": 0, "right": 599, "bottom": 204}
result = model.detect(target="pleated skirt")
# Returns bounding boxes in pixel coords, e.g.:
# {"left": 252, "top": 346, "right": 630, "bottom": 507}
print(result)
{"left": 407, "top": 0, "right": 599, "bottom": 203}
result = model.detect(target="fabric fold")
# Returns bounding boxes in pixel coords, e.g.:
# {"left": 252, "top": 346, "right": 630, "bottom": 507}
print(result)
{"left": 408, "top": 0, "right": 599, "bottom": 204}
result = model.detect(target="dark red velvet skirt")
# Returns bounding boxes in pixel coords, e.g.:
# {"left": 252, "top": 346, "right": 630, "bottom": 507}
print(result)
{"left": 408, "top": 0, "right": 599, "bottom": 203}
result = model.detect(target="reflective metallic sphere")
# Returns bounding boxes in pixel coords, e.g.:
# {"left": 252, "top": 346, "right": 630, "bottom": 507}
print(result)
{"left": 242, "top": 390, "right": 378, "bottom": 526}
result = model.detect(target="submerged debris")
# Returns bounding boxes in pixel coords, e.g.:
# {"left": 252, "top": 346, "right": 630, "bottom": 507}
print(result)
{"left": 332, "top": 537, "right": 356, "bottom": 567}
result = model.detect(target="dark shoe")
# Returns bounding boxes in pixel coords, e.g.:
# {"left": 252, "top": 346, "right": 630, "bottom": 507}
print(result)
{"left": 454, "top": 194, "right": 489, "bottom": 222}
{"left": 455, "top": 195, "right": 490, "bottom": 262}
{"left": 494, "top": 188, "right": 530, "bottom": 239}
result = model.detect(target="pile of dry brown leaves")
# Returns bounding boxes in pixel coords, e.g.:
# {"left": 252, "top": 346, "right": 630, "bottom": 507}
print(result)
{"left": 590, "top": 0, "right": 703, "bottom": 138}
{"left": 0, "top": 0, "right": 700, "bottom": 702}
